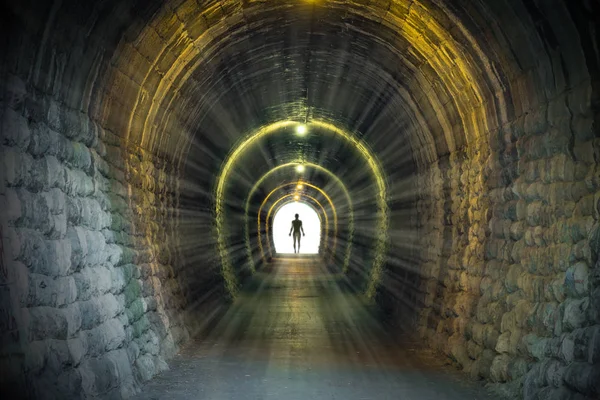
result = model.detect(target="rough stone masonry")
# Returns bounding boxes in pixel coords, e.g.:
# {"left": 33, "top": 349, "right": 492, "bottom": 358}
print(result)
{"left": 1, "top": 0, "right": 600, "bottom": 399}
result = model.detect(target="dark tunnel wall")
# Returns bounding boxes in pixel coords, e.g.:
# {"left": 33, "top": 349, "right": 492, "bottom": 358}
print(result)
{"left": 1, "top": 0, "right": 600, "bottom": 399}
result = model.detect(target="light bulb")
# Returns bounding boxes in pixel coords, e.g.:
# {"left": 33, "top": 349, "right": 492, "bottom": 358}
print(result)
{"left": 296, "top": 125, "right": 307, "bottom": 135}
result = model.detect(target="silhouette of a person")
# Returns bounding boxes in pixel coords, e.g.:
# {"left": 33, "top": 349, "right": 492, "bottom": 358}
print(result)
{"left": 289, "top": 213, "right": 305, "bottom": 253}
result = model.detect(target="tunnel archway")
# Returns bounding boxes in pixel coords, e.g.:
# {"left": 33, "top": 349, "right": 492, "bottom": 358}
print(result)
{"left": 272, "top": 202, "right": 321, "bottom": 254}
{"left": 1, "top": 0, "right": 599, "bottom": 399}
{"left": 215, "top": 120, "right": 388, "bottom": 298}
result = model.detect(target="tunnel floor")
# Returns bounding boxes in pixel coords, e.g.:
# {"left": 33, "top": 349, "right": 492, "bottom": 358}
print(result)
{"left": 132, "top": 256, "right": 499, "bottom": 400}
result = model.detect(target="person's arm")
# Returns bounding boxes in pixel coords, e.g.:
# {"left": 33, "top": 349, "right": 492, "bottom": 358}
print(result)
{"left": 301, "top": 222, "right": 305, "bottom": 236}
{"left": 289, "top": 222, "right": 293, "bottom": 236}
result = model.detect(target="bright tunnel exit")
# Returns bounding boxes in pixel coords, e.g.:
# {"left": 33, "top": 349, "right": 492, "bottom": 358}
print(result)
{"left": 272, "top": 202, "right": 321, "bottom": 254}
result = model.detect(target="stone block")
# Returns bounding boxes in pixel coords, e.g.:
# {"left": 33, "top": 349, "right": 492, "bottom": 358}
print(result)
{"left": 66, "top": 196, "right": 82, "bottom": 225}
{"left": 569, "top": 182, "right": 589, "bottom": 203}
{"left": 537, "top": 302, "right": 560, "bottom": 336}
{"left": 521, "top": 334, "right": 547, "bottom": 361}
{"left": 84, "top": 230, "right": 107, "bottom": 266}
{"left": 1, "top": 107, "right": 30, "bottom": 150}
{"left": 67, "top": 226, "right": 88, "bottom": 271}
{"left": 110, "top": 266, "right": 127, "bottom": 294}
{"left": 134, "top": 353, "right": 156, "bottom": 382}
{"left": 55, "top": 368, "right": 83, "bottom": 399}
{"left": 65, "top": 303, "right": 82, "bottom": 338}
{"left": 44, "top": 155, "right": 66, "bottom": 189}
{"left": 45, "top": 238, "right": 72, "bottom": 277}
{"left": 67, "top": 334, "right": 88, "bottom": 367}
{"left": 160, "top": 333, "right": 177, "bottom": 359}
{"left": 29, "top": 307, "right": 68, "bottom": 341}
{"left": 563, "top": 298, "right": 590, "bottom": 332}
{"left": 15, "top": 231, "right": 69, "bottom": 277}
{"left": 139, "top": 329, "right": 160, "bottom": 356}
{"left": 3, "top": 147, "right": 33, "bottom": 187}
{"left": 91, "top": 148, "right": 109, "bottom": 175}
{"left": 64, "top": 168, "right": 94, "bottom": 197}
{"left": 490, "top": 354, "right": 511, "bottom": 382}
{"left": 2, "top": 74, "right": 27, "bottom": 109}
{"left": 470, "top": 348, "right": 496, "bottom": 380}
{"left": 16, "top": 189, "right": 51, "bottom": 233}
{"left": 79, "top": 293, "right": 121, "bottom": 330}
{"left": 126, "top": 341, "right": 140, "bottom": 364}
{"left": 1, "top": 259, "right": 28, "bottom": 306}
{"left": 132, "top": 315, "right": 150, "bottom": 338}
{"left": 80, "top": 198, "right": 109, "bottom": 231}
{"left": 24, "top": 340, "right": 46, "bottom": 372}
{"left": 3, "top": 188, "right": 21, "bottom": 224}
{"left": 514, "top": 300, "right": 533, "bottom": 329}
{"left": 85, "top": 318, "right": 126, "bottom": 357}
{"left": 70, "top": 142, "right": 92, "bottom": 172}
{"left": 27, "top": 273, "right": 77, "bottom": 307}
{"left": 505, "top": 264, "right": 520, "bottom": 293}
{"left": 28, "top": 122, "right": 51, "bottom": 157}
{"left": 496, "top": 331, "right": 511, "bottom": 353}
{"left": 563, "top": 362, "right": 600, "bottom": 395}
{"left": 124, "top": 279, "right": 142, "bottom": 306}
{"left": 79, "top": 349, "right": 132, "bottom": 397}
{"left": 95, "top": 190, "right": 111, "bottom": 212}
{"left": 526, "top": 202, "right": 544, "bottom": 227}
{"left": 560, "top": 335, "right": 575, "bottom": 363}
{"left": 126, "top": 298, "right": 148, "bottom": 322}
{"left": 564, "top": 262, "right": 590, "bottom": 298}
{"left": 104, "top": 243, "right": 123, "bottom": 266}
{"left": 585, "top": 325, "right": 600, "bottom": 364}
{"left": 572, "top": 115, "right": 595, "bottom": 141}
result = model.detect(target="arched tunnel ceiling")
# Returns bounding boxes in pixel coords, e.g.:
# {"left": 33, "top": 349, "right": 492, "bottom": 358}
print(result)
{"left": 2, "top": 0, "right": 600, "bottom": 398}
{"left": 6, "top": 0, "right": 596, "bottom": 195}
{"left": 2, "top": 0, "right": 597, "bottom": 301}
{"left": 2, "top": 0, "right": 597, "bottom": 291}
{"left": 116, "top": 0, "right": 497, "bottom": 163}
{"left": 85, "top": 0, "right": 593, "bottom": 213}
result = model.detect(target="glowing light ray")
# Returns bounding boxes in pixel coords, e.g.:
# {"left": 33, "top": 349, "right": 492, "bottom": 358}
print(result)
{"left": 117, "top": 1, "right": 502, "bottom": 301}
{"left": 257, "top": 182, "right": 336, "bottom": 265}
{"left": 243, "top": 162, "right": 354, "bottom": 274}
{"left": 216, "top": 120, "right": 387, "bottom": 299}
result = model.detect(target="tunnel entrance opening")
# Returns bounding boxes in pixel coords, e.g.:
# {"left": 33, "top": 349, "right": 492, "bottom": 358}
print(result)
{"left": 272, "top": 202, "right": 321, "bottom": 254}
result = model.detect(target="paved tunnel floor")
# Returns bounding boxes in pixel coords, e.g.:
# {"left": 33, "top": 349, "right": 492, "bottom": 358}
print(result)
{"left": 132, "top": 256, "right": 498, "bottom": 400}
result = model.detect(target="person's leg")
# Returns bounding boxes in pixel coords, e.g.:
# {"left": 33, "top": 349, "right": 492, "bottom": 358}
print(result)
{"left": 297, "top": 234, "right": 301, "bottom": 253}
{"left": 293, "top": 234, "right": 297, "bottom": 253}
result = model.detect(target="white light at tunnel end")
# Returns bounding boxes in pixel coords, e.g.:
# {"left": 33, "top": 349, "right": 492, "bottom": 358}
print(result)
{"left": 296, "top": 164, "right": 305, "bottom": 173}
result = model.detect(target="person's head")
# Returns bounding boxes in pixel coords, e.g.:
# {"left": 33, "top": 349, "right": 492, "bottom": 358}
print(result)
{"left": 295, "top": 213, "right": 299, "bottom": 219}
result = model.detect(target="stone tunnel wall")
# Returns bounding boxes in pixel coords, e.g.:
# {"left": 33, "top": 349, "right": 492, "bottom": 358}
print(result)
{"left": 0, "top": 74, "right": 192, "bottom": 399}
{"left": 415, "top": 80, "right": 600, "bottom": 399}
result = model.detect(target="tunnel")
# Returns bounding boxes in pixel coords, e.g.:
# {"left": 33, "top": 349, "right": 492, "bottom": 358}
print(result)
{"left": 0, "top": 0, "right": 599, "bottom": 398}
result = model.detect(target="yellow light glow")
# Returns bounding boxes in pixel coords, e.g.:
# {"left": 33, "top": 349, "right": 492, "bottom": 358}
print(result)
{"left": 296, "top": 124, "right": 307, "bottom": 135}
{"left": 296, "top": 164, "right": 305, "bottom": 173}
{"left": 297, "top": 184, "right": 303, "bottom": 189}
{"left": 294, "top": 195, "right": 300, "bottom": 200}
{"left": 244, "top": 162, "right": 353, "bottom": 274}
{"left": 215, "top": 119, "right": 387, "bottom": 300}
{"left": 257, "top": 182, "right": 337, "bottom": 264}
